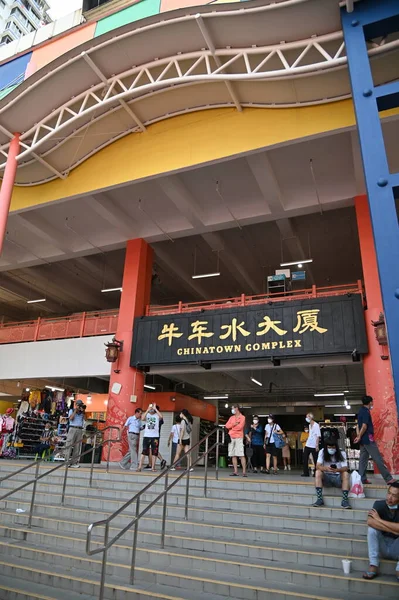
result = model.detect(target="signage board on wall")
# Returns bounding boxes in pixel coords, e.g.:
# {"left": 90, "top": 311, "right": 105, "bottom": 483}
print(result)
{"left": 131, "top": 295, "right": 368, "bottom": 367}
{"left": 292, "top": 271, "right": 306, "bottom": 280}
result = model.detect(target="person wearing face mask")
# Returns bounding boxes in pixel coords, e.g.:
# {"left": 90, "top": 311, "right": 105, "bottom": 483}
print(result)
{"left": 245, "top": 415, "right": 264, "bottom": 473}
{"left": 354, "top": 395, "right": 395, "bottom": 486}
{"left": 225, "top": 404, "right": 247, "bottom": 477}
{"left": 301, "top": 413, "right": 320, "bottom": 477}
{"left": 312, "top": 440, "right": 351, "bottom": 509}
{"left": 137, "top": 403, "right": 163, "bottom": 472}
{"left": 264, "top": 415, "right": 283, "bottom": 475}
{"left": 363, "top": 481, "right": 399, "bottom": 581}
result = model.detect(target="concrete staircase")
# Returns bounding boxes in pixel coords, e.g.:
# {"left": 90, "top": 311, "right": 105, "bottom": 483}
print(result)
{"left": 0, "top": 463, "right": 397, "bottom": 600}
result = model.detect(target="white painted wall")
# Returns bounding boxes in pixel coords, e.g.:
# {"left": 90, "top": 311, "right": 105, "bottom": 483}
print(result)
{"left": 0, "top": 335, "right": 113, "bottom": 379}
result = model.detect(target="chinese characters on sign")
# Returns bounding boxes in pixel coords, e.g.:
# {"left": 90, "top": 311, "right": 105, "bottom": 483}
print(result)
{"left": 131, "top": 296, "right": 368, "bottom": 366}
{"left": 157, "top": 310, "right": 327, "bottom": 355}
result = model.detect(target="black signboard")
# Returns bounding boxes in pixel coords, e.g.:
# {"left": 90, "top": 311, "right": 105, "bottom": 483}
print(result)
{"left": 131, "top": 295, "right": 368, "bottom": 367}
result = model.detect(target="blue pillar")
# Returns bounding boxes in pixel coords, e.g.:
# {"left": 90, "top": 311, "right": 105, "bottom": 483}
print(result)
{"left": 341, "top": 0, "right": 399, "bottom": 411}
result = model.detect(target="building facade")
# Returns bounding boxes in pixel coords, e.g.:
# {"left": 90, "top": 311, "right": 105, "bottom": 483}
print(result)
{"left": 0, "top": 0, "right": 50, "bottom": 46}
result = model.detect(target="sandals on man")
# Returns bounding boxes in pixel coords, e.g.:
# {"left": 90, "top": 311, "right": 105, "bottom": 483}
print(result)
{"left": 362, "top": 569, "right": 378, "bottom": 580}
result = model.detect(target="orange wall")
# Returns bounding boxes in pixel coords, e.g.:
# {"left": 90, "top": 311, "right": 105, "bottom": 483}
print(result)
{"left": 25, "top": 23, "right": 96, "bottom": 78}
{"left": 142, "top": 392, "right": 216, "bottom": 422}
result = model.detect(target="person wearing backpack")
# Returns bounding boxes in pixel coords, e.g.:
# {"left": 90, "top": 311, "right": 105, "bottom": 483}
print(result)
{"left": 264, "top": 414, "right": 283, "bottom": 475}
{"left": 171, "top": 409, "right": 194, "bottom": 471}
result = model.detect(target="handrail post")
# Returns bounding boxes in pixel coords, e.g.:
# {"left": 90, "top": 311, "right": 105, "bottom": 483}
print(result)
{"left": 89, "top": 435, "right": 97, "bottom": 488}
{"left": 184, "top": 467, "right": 190, "bottom": 521}
{"left": 130, "top": 497, "right": 140, "bottom": 584}
{"left": 178, "top": 301, "right": 183, "bottom": 313}
{"left": 161, "top": 472, "right": 169, "bottom": 549}
{"left": 61, "top": 459, "right": 69, "bottom": 506}
{"left": 240, "top": 293, "right": 246, "bottom": 306}
{"left": 79, "top": 312, "right": 86, "bottom": 337}
{"left": 312, "top": 284, "right": 317, "bottom": 298}
{"left": 215, "top": 428, "right": 220, "bottom": 481}
{"left": 107, "top": 436, "right": 111, "bottom": 473}
{"left": 99, "top": 522, "right": 109, "bottom": 600}
{"left": 27, "top": 460, "right": 40, "bottom": 528}
{"left": 204, "top": 436, "right": 209, "bottom": 498}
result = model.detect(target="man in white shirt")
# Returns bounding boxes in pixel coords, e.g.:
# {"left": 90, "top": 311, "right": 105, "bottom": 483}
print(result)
{"left": 119, "top": 408, "right": 143, "bottom": 471}
{"left": 302, "top": 413, "right": 320, "bottom": 477}
{"left": 312, "top": 440, "right": 351, "bottom": 509}
{"left": 66, "top": 399, "right": 86, "bottom": 468}
{"left": 137, "top": 404, "right": 163, "bottom": 472}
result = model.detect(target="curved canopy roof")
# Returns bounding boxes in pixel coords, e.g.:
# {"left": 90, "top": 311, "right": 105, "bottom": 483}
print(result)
{"left": 0, "top": 0, "right": 397, "bottom": 186}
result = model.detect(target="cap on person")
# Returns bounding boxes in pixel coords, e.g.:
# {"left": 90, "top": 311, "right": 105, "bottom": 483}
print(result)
{"left": 76, "top": 399, "right": 84, "bottom": 406}
{"left": 6, "top": 408, "right": 14, "bottom": 415}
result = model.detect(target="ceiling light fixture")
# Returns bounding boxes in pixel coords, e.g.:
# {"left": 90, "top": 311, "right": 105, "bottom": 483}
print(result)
{"left": 280, "top": 259, "right": 313, "bottom": 267}
{"left": 297, "top": 263, "right": 303, "bottom": 269}
{"left": 27, "top": 298, "right": 46, "bottom": 304}
{"left": 346, "top": 405, "right": 352, "bottom": 410}
{"left": 250, "top": 377, "right": 262, "bottom": 387}
{"left": 334, "top": 413, "right": 356, "bottom": 417}
{"left": 144, "top": 384, "right": 156, "bottom": 391}
{"left": 101, "top": 287, "right": 123, "bottom": 293}
{"left": 314, "top": 393, "right": 345, "bottom": 397}
{"left": 45, "top": 385, "right": 65, "bottom": 392}
{"left": 204, "top": 395, "right": 228, "bottom": 400}
{"left": 325, "top": 405, "right": 346, "bottom": 408}
{"left": 192, "top": 272, "right": 221, "bottom": 280}
{"left": 224, "top": 403, "right": 229, "bottom": 408}
{"left": 343, "top": 390, "right": 350, "bottom": 393}
{"left": 87, "top": 394, "right": 92, "bottom": 401}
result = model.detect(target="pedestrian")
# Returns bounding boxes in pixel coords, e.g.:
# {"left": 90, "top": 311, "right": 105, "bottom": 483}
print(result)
{"left": 35, "top": 421, "right": 54, "bottom": 458}
{"left": 312, "top": 439, "right": 351, "bottom": 509}
{"left": 171, "top": 409, "right": 194, "bottom": 471}
{"left": 282, "top": 433, "right": 291, "bottom": 471}
{"left": 66, "top": 399, "right": 86, "bottom": 468}
{"left": 225, "top": 404, "right": 247, "bottom": 477}
{"left": 363, "top": 481, "right": 399, "bottom": 581}
{"left": 137, "top": 404, "right": 163, "bottom": 472}
{"left": 301, "top": 413, "right": 320, "bottom": 477}
{"left": 246, "top": 415, "right": 264, "bottom": 473}
{"left": 119, "top": 407, "right": 143, "bottom": 471}
{"left": 264, "top": 414, "right": 283, "bottom": 475}
{"left": 168, "top": 416, "right": 182, "bottom": 465}
{"left": 144, "top": 405, "right": 167, "bottom": 470}
{"left": 354, "top": 395, "right": 395, "bottom": 486}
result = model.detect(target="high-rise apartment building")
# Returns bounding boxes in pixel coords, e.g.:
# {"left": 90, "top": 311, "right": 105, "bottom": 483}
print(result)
{"left": 0, "top": 0, "right": 51, "bottom": 45}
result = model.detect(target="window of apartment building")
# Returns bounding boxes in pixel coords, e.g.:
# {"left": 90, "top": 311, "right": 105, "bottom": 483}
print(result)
{"left": 1, "top": 35, "right": 14, "bottom": 45}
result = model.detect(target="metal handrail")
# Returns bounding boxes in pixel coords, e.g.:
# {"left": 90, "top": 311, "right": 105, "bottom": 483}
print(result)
{"left": 0, "top": 425, "right": 121, "bottom": 528}
{"left": 86, "top": 426, "right": 225, "bottom": 600}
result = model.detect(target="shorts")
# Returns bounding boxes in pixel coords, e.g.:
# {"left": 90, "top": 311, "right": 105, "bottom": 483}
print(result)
{"left": 323, "top": 472, "right": 342, "bottom": 488}
{"left": 265, "top": 443, "right": 278, "bottom": 457}
{"left": 180, "top": 438, "right": 191, "bottom": 447}
{"left": 142, "top": 437, "right": 159, "bottom": 457}
{"left": 228, "top": 438, "right": 244, "bottom": 457}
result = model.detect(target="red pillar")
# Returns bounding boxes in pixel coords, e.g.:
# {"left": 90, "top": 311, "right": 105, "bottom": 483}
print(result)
{"left": 104, "top": 239, "right": 153, "bottom": 462}
{"left": 355, "top": 195, "right": 399, "bottom": 475}
{"left": 0, "top": 134, "right": 20, "bottom": 255}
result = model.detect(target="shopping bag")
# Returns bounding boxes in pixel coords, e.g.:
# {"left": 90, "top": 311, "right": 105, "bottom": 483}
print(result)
{"left": 349, "top": 470, "right": 365, "bottom": 498}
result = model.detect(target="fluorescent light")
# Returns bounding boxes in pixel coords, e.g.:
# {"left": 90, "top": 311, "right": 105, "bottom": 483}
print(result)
{"left": 314, "top": 393, "right": 345, "bottom": 397}
{"left": 343, "top": 390, "right": 350, "bottom": 393}
{"left": 204, "top": 395, "right": 228, "bottom": 400}
{"left": 280, "top": 259, "right": 313, "bottom": 267}
{"left": 101, "top": 287, "right": 122, "bottom": 293}
{"left": 27, "top": 298, "right": 46, "bottom": 304}
{"left": 325, "top": 405, "right": 345, "bottom": 407}
{"left": 192, "top": 272, "right": 220, "bottom": 280}
{"left": 144, "top": 384, "right": 156, "bottom": 390}
{"left": 250, "top": 377, "right": 263, "bottom": 387}
{"left": 45, "top": 385, "right": 65, "bottom": 392}
{"left": 344, "top": 399, "right": 348, "bottom": 405}
{"left": 258, "top": 414, "right": 269, "bottom": 417}
{"left": 334, "top": 413, "right": 356, "bottom": 417}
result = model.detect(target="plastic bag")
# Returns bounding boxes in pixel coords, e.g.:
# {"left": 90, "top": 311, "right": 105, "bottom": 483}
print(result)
{"left": 349, "top": 470, "right": 365, "bottom": 498}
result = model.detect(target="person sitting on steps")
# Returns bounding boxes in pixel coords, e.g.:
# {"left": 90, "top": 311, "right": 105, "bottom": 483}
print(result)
{"left": 312, "top": 439, "right": 351, "bottom": 509}
{"left": 363, "top": 481, "right": 399, "bottom": 582}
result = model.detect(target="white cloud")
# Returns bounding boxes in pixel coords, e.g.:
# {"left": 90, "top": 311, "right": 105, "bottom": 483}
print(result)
{"left": 47, "top": 0, "right": 83, "bottom": 20}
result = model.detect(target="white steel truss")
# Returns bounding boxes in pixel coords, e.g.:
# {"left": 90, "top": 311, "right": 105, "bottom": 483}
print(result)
{"left": 0, "top": 30, "right": 397, "bottom": 180}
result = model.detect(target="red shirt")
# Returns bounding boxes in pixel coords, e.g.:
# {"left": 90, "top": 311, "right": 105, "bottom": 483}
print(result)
{"left": 225, "top": 414, "right": 246, "bottom": 439}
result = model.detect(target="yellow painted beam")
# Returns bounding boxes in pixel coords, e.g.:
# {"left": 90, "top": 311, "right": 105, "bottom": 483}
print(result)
{"left": 10, "top": 100, "right": 358, "bottom": 212}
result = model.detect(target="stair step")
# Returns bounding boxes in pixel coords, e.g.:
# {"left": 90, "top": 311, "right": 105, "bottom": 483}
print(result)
{"left": 0, "top": 559, "right": 398, "bottom": 600}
